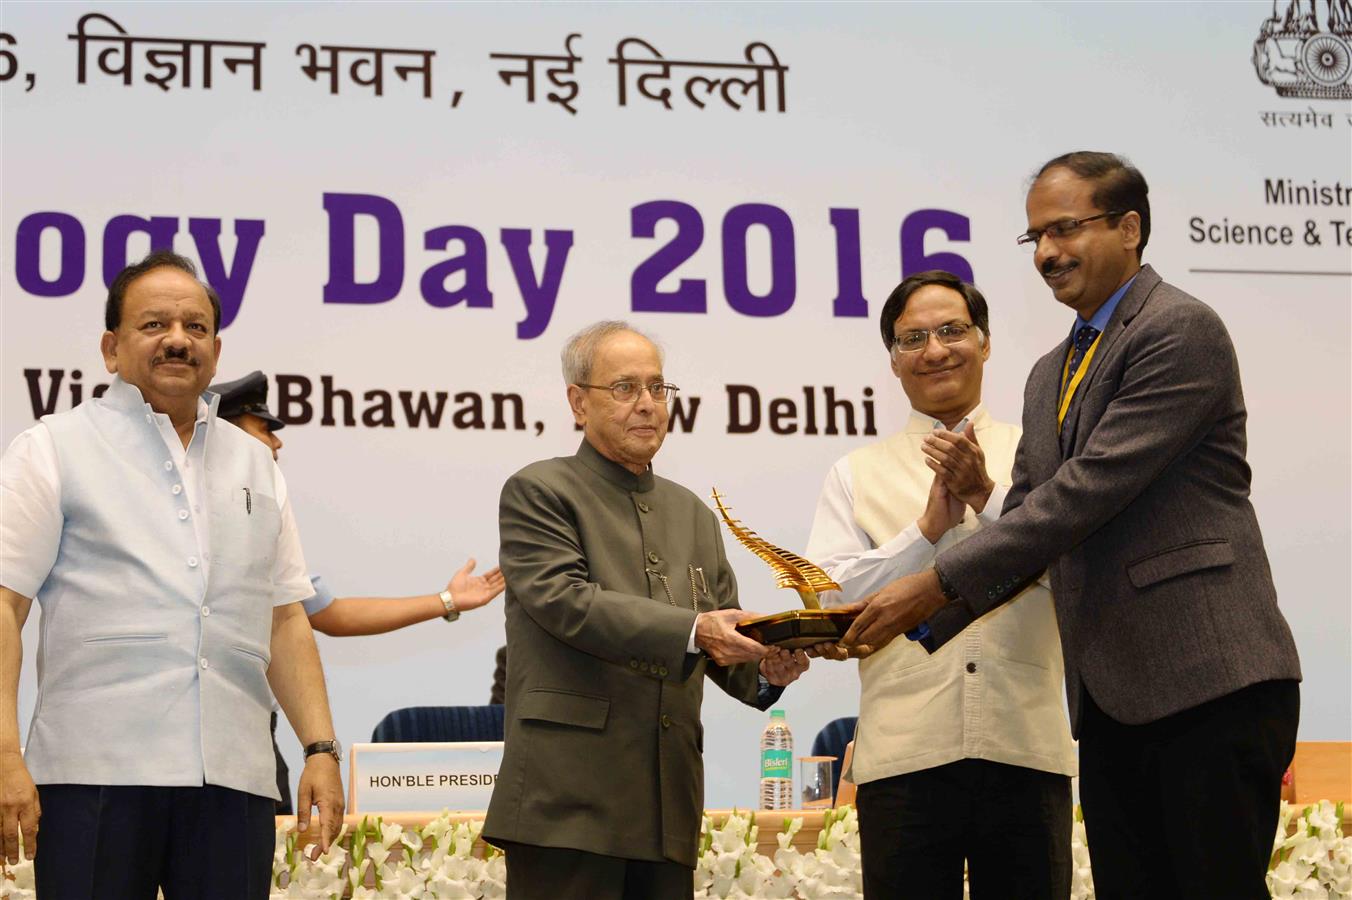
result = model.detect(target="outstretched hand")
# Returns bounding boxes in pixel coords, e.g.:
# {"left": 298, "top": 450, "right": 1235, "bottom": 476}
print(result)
{"left": 447, "top": 558, "right": 506, "bottom": 613}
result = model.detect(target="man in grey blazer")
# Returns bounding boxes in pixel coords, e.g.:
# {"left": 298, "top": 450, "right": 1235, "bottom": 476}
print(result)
{"left": 484, "top": 320, "right": 809, "bottom": 900}
{"left": 839, "top": 152, "right": 1301, "bottom": 899}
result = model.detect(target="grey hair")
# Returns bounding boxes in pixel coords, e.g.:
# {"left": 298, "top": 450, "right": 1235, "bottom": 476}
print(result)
{"left": 560, "top": 320, "right": 663, "bottom": 385}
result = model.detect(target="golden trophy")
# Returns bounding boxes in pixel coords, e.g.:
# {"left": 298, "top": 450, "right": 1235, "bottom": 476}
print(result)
{"left": 711, "top": 488, "right": 858, "bottom": 649}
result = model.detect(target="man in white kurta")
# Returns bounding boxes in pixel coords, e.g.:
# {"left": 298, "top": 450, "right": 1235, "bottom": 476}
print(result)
{"left": 0, "top": 251, "right": 344, "bottom": 899}
{"left": 807, "top": 270, "right": 1076, "bottom": 900}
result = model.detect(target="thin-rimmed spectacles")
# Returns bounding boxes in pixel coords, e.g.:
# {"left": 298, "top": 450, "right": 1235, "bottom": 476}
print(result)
{"left": 576, "top": 381, "right": 680, "bottom": 404}
{"left": 1016, "top": 211, "right": 1125, "bottom": 250}
{"left": 891, "top": 323, "right": 976, "bottom": 354}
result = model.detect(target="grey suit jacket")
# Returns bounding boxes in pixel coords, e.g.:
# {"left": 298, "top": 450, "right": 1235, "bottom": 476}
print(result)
{"left": 931, "top": 265, "right": 1300, "bottom": 734}
{"left": 483, "top": 440, "right": 772, "bottom": 868}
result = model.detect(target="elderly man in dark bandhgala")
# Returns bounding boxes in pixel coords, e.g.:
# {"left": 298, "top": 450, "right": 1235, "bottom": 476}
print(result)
{"left": 484, "top": 320, "right": 809, "bottom": 900}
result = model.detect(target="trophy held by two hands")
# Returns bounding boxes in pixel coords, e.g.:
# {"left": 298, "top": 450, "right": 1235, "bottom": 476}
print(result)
{"left": 710, "top": 488, "right": 858, "bottom": 649}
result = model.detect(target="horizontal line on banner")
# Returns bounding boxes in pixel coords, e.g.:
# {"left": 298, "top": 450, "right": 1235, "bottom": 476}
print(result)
{"left": 1188, "top": 268, "right": 1352, "bottom": 277}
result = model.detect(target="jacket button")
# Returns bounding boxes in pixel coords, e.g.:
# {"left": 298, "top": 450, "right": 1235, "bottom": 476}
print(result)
{"left": 965, "top": 662, "right": 977, "bottom": 674}
{"left": 661, "top": 715, "right": 672, "bottom": 728}
{"left": 630, "top": 660, "right": 639, "bottom": 669}
{"left": 640, "top": 662, "right": 650, "bottom": 672}
{"left": 647, "top": 551, "right": 660, "bottom": 564}
{"left": 657, "top": 666, "right": 668, "bottom": 677}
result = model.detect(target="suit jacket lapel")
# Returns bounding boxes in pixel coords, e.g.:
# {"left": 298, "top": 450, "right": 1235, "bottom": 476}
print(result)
{"left": 1059, "top": 264, "right": 1161, "bottom": 455}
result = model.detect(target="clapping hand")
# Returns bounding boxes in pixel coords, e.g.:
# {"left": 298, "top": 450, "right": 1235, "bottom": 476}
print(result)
{"left": 922, "top": 421, "right": 995, "bottom": 513}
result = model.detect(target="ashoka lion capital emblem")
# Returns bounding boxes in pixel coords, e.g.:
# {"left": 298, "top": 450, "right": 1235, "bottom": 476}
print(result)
{"left": 1254, "top": 0, "right": 1352, "bottom": 98}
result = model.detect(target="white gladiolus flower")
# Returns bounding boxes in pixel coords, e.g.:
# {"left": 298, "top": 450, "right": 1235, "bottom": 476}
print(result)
{"left": 365, "top": 840, "right": 392, "bottom": 870}
{"left": 1293, "top": 877, "right": 1330, "bottom": 900}
{"left": 1272, "top": 859, "right": 1316, "bottom": 897}
{"left": 1308, "top": 803, "right": 1342, "bottom": 839}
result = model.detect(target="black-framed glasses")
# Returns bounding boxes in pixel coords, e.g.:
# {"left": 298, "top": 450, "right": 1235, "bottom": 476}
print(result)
{"left": 576, "top": 380, "right": 680, "bottom": 404}
{"left": 1016, "top": 211, "right": 1125, "bottom": 250}
{"left": 891, "top": 322, "right": 976, "bottom": 354}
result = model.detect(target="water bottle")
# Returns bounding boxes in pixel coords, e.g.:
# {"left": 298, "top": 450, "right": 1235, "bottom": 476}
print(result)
{"left": 759, "top": 708, "right": 794, "bottom": 810}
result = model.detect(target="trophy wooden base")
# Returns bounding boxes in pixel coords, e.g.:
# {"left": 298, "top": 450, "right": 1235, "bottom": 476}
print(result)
{"left": 735, "top": 609, "right": 857, "bottom": 649}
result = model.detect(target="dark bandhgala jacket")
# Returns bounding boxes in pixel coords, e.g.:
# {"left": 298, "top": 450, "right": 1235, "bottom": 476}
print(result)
{"left": 484, "top": 440, "right": 772, "bottom": 868}
{"left": 931, "top": 265, "right": 1301, "bottom": 734}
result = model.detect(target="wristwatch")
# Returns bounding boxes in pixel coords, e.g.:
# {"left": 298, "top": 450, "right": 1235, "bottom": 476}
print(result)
{"left": 303, "top": 738, "right": 342, "bottom": 763}
{"left": 438, "top": 589, "right": 460, "bottom": 622}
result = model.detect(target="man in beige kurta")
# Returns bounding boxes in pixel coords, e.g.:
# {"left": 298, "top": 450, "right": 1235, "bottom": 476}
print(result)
{"left": 807, "top": 271, "right": 1075, "bottom": 899}
{"left": 484, "top": 321, "right": 808, "bottom": 900}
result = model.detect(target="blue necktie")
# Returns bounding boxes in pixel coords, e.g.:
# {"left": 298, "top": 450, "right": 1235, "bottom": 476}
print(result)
{"left": 1066, "top": 325, "right": 1100, "bottom": 382}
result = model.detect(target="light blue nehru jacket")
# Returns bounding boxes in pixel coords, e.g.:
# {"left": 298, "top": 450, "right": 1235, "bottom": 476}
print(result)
{"left": 29, "top": 378, "right": 284, "bottom": 799}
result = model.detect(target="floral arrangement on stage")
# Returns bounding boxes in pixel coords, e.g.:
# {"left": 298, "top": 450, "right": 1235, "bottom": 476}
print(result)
{"left": 269, "top": 813, "right": 506, "bottom": 899}
{"left": 694, "top": 806, "right": 862, "bottom": 899}
{"left": 1267, "top": 801, "right": 1351, "bottom": 900}
{"left": 0, "top": 801, "right": 1347, "bottom": 899}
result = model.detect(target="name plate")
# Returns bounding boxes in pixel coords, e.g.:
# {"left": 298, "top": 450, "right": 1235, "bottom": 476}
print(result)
{"left": 348, "top": 741, "right": 503, "bottom": 813}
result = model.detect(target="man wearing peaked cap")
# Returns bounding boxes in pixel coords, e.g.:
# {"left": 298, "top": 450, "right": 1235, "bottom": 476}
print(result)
{"left": 213, "top": 370, "right": 286, "bottom": 433}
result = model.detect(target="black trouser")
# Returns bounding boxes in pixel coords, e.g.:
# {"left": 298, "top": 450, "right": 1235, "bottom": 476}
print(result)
{"left": 855, "top": 758, "right": 1072, "bottom": 900}
{"left": 1079, "top": 678, "right": 1300, "bottom": 900}
{"left": 498, "top": 839, "right": 693, "bottom": 900}
{"left": 270, "top": 710, "right": 293, "bottom": 815}
{"left": 35, "top": 783, "right": 275, "bottom": 900}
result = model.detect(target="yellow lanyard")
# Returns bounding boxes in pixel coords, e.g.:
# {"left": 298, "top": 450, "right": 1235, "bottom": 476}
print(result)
{"left": 1057, "top": 332, "right": 1103, "bottom": 431}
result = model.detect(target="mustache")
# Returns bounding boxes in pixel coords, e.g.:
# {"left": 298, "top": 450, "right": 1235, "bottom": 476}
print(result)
{"left": 154, "top": 347, "right": 197, "bottom": 366}
{"left": 1041, "top": 259, "right": 1074, "bottom": 276}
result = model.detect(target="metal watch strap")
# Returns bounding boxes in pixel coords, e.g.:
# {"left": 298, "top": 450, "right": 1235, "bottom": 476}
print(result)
{"left": 439, "top": 589, "right": 460, "bottom": 622}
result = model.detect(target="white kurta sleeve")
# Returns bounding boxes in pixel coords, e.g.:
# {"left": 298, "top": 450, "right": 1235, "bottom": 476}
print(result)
{"left": 269, "top": 463, "right": 314, "bottom": 606}
{"left": 0, "top": 424, "right": 63, "bottom": 598}
{"left": 805, "top": 457, "right": 936, "bottom": 606}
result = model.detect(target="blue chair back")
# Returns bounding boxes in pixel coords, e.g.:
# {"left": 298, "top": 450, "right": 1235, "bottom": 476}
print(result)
{"left": 810, "top": 715, "right": 858, "bottom": 801}
{"left": 370, "top": 705, "right": 506, "bottom": 743}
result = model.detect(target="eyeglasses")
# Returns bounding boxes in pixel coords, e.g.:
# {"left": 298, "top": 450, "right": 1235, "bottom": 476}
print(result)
{"left": 576, "top": 380, "right": 681, "bottom": 404}
{"left": 891, "top": 323, "right": 976, "bottom": 354}
{"left": 1016, "top": 211, "right": 1125, "bottom": 250}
